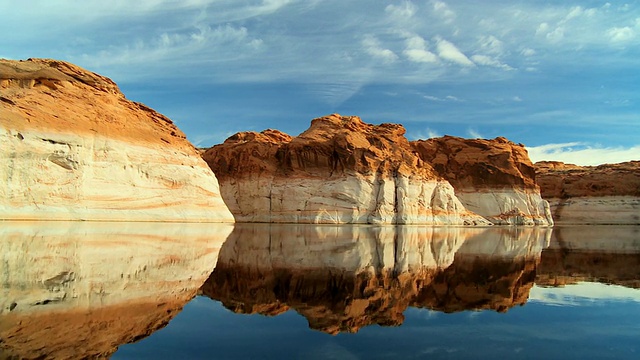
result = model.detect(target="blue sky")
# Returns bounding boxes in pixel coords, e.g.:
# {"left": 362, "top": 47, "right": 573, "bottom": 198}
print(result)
{"left": 2, "top": 0, "right": 639, "bottom": 165}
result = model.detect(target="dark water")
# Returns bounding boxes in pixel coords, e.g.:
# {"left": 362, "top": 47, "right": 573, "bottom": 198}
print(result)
{"left": 1, "top": 223, "right": 639, "bottom": 359}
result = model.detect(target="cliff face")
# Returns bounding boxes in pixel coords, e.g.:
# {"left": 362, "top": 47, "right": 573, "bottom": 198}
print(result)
{"left": 413, "top": 136, "right": 552, "bottom": 225}
{"left": 535, "top": 161, "right": 640, "bottom": 224}
{"left": 0, "top": 58, "right": 233, "bottom": 222}
{"left": 201, "top": 224, "right": 550, "bottom": 334}
{"left": 204, "top": 114, "right": 551, "bottom": 225}
{"left": 0, "top": 221, "right": 232, "bottom": 359}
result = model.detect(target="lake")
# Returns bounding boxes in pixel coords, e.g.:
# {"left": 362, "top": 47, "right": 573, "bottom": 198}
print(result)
{"left": 1, "top": 223, "right": 639, "bottom": 359}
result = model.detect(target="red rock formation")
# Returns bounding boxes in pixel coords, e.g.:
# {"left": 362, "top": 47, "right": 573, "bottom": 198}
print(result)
{"left": 412, "top": 136, "right": 537, "bottom": 191}
{"left": 536, "top": 161, "right": 640, "bottom": 198}
{"left": 412, "top": 136, "right": 552, "bottom": 225}
{"left": 0, "top": 58, "right": 233, "bottom": 222}
{"left": 204, "top": 114, "right": 551, "bottom": 225}
{"left": 535, "top": 161, "right": 640, "bottom": 224}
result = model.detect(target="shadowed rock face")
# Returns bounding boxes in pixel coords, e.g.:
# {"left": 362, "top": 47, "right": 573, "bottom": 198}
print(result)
{"left": 535, "top": 161, "right": 640, "bottom": 224}
{"left": 200, "top": 224, "right": 550, "bottom": 334}
{"left": 0, "top": 58, "right": 233, "bottom": 222}
{"left": 0, "top": 222, "right": 232, "bottom": 359}
{"left": 203, "top": 114, "right": 552, "bottom": 225}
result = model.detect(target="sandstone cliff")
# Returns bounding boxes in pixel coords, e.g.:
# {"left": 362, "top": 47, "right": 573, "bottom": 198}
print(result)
{"left": 0, "top": 221, "right": 232, "bottom": 359}
{"left": 0, "top": 58, "right": 233, "bottom": 222}
{"left": 413, "top": 136, "right": 552, "bottom": 225}
{"left": 201, "top": 224, "right": 550, "bottom": 334}
{"left": 204, "top": 114, "right": 552, "bottom": 225}
{"left": 535, "top": 161, "right": 640, "bottom": 224}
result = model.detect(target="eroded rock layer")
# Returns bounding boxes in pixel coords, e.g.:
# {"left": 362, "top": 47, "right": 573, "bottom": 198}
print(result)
{"left": 0, "top": 58, "right": 233, "bottom": 222}
{"left": 204, "top": 114, "right": 551, "bottom": 225}
{"left": 535, "top": 161, "right": 640, "bottom": 224}
{"left": 413, "top": 136, "right": 553, "bottom": 225}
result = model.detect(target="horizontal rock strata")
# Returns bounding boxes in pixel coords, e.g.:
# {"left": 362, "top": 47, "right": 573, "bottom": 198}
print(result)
{"left": 204, "top": 114, "right": 552, "bottom": 225}
{"left": 535, "top": 161, "right": 640, "bottom": 224}
{"left": 412, "top": 136, "right": 553, "bottom": 225}
{"left": 0, "top": 58, "right": 233, "bottom": 222}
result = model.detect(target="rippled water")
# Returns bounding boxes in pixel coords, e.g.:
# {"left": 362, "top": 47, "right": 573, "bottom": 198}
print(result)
{"left": 1, "top": 223, "right": 638, "bottom": 359}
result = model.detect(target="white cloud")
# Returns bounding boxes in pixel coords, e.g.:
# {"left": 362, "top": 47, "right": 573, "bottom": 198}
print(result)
{"left": 565, "top": 6, "right": 584, "bottom": 21}
{"left": 434, "top": 37, "right": 475, "bottom": 67}
{"left": 512, "top": 96, "right": 522, "bottom": 102}
{"left": 477, "top": 35, "right": 504, "bottom": 55}
{"left": 82, "top": 24, "right": 262, "bottom": 68}
{"left": 607, "top": 26, "right": 635, "bottom": 42}
{"left": 432, "top": 1, "right": 456, "bottom": 23}
{"left": 410, "top": 127, "right": 441, "bottom": 140}
{"left": 403, "top": 35, "right": 438, "bottom": 63}
{"left": 546, "top": 26, "right": 565, "bottom": 42}
{"left": 362, "top": 35, "right": 399, "bottom": 63}
{"left": 521, "top": 48, "right": 536, "bottom": 56}
{"left": 536, "top": 23, "right": 550, "bottom": 36}
{"left": 423, "top": 95, "right": 462, "bottom": 102}
{"left": 470, "top": 54, "right": 513, "bottom": 70}
{"left": 527, "top": 142, "right": 640, "bottom": 166}
{"left": 385, "top": 1, "right": 417, "bottom": 19}
{"left": 467, "top": 128, "right": 483, "bottom": 139}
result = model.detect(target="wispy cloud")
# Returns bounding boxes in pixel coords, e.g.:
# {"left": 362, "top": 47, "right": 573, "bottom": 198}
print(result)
{"left": 467, "top": 128, "right": 483, "bottom": 139}
{"left": 362, "top": 35, "right": 399, "bottom": 64}
{"left": 423, "top": 95, "right": 462, "bottom": 102}
{"left": 434, "top": 37, "right": 475, "bottom": 66}
{"left": 403, "top": 35, "right": 439, "bottom": 64}
{"left": 409, "top": 127, "right": 441, "bottom": 140}
{"left": 527, "top": 142, "right": 640, "bottom": 166}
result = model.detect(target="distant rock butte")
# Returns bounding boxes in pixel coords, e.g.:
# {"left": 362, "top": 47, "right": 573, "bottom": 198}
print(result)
{"left": 535, "top": 161, "right": 640, "bottom": 224}
{"left": 204, "top": 114, "right": 552, "bottom": 225}
{"left": 0, "top": 58, "right": 233, "bottom": 222}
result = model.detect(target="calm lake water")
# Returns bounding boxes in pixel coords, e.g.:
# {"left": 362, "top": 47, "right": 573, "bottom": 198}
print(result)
{"left": 1, "top": 223, "right": 639, "bottom": 359}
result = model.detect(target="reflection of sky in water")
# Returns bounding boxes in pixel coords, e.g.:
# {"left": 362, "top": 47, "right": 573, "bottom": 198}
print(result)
{"left": 115, "top": 291, "right": 640, "bottom": 359}
{"left": 530, "top": 282, "right": 640, "bottom": 306}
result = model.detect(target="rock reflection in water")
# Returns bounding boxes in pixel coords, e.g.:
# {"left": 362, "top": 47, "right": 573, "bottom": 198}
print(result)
{"left": 201, "top": 224, "right": 551, "bottom": 334}
{"left": 537, "top": 226, "right": 640, "bottom": 288}
{"left": 0, "top": 221, "right": 232, "bottom": 359}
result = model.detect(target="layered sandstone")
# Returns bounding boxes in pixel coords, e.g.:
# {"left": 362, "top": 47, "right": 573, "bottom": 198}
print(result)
{"left": 0, "top": 221, "right": 232, "bottom": 359}
{"left": 204, "top": 114, "right": 551, "bottom": 225}
{"left": 413, "top": 136, "right": 553, "bottom": 225}
{"left": 201, "top": 224, "right": 551, "bottom": 334}
{"left": 0, "top": 58, "right": 233, "bottom": 222}
{"left": 535, "top": 161, "right": 640, "bottom": 224}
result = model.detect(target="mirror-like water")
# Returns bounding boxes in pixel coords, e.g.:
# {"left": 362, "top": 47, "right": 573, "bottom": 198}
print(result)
{"left": 1, "top": 223, "right": 638, "bottom": 359}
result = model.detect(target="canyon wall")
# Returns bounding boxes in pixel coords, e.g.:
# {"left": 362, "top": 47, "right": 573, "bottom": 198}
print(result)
{"left": 0, "top": 58, "right": 233, "bottom": 222}
{"left": 204, "top": 114, "right": 552, "bottom": 225}
{"left": 413, "top": 136, "right": 552, "bottom": 225}
{"left": 535, "top": 161, "right": 640, "bottom": 224}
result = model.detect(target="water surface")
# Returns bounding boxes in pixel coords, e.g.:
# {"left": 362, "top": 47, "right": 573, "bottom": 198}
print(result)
{"left": 1, "top": 223, "right": 638, "bottom": 359}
